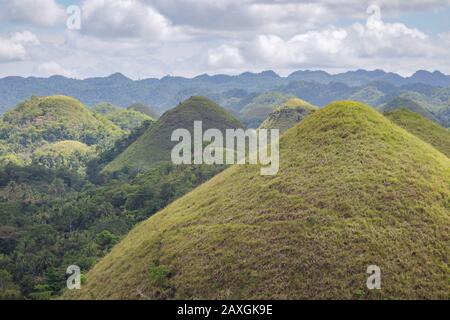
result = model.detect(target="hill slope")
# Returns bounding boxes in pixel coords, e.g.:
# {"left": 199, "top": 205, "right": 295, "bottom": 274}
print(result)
{"left": 382, "top": 97, "right": 441, "bottom": 124}
{"left": 385, "top": 108, "right": 450, "bottom": 157}
{"left": 104, "top": 96, "right": 244, "bottom": 173}
{"left": 259, "top": 98, "right": 317, "bottom": 133}
{"left": 240, "top": 92, "right": 295, "bottom": 128}
{"left": 127, "top": 103, "right": 160, "bottom": 120}
{"left": 66, "top": 101, "right": 450, "bottom": 299}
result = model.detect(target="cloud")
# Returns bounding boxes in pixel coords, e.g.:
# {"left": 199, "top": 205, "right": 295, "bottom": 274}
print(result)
{"left": 80, "top": 0, "right": 181, "bottom": 40}
{"left": 0, "top": 0, "right": 65, "bottom": 26}
{"left": 208, "top": 45, "right": 244, "bottom": 68}
{"left": 226, "top": 4, "right": 436, "bottom": 71}
{"left": 35, "top": 61, "right": 76, "bottom": 78}
{"left": 0, "top": 31, "right": 39, "bottom": 62}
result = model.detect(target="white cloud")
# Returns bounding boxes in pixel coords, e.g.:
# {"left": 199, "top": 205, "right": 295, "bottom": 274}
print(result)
{"left": 0, "top": 31, "right": 39, "bottom": 62}
{"left": 36, "top": 61, "right": 76, "bottom": 78}
{"left": 0, "top": 0, "right": 65, "bottom": 26}
{"left": 80, "top": 0, "right": 181, "bottom": 40}
{"left": 208, "top": 45, "right": 244, "bottom": 68}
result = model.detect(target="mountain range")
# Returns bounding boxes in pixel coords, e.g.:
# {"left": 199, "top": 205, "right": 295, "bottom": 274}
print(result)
{"left": 1, "top": 70, "right": 450, "bottom": 118}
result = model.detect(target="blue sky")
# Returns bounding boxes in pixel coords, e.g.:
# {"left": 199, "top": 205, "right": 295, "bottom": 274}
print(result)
{"left": 1, "top": 0, "right": 450, "bottom": 79}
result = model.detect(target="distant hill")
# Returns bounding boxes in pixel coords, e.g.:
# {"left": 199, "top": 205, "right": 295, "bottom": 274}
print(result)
{"left": 385, "top": 108, "right": 450, "bottom": 157}
{"left": 66, "top": 101, "right": 450, "bottom": 299}
{"left": 381, "top": 97, "right": 441, "bottom": 124}
{"left": 103, "top": 96, "right": 244, "bottom": 173}
{"left": 240, "top": 92, "right": 295, "bottom": 128}
{"left": 0, "top": 95, "right": 125, "bottom": 162}
{"left": 436, "top": 106, "right": 450, "bottom": 128}
{"left": 92, "top": 102, "right": 153, "bottom": 132}
{"left": 259, "top": 98, "right": 317, "bottom": 133}
{"left": 1, "top": 70, "right": 450, "bottom": 114}
{"left": 127, "top": 103, "right": 160, "bottom": 120}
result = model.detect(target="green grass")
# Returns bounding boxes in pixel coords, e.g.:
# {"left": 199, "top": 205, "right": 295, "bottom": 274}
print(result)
{"left": 385, "top": 108, "right": 450, "bottom": 157}
{"left": 259, "top": 98, "right": 317, "bottom": 133}
{"left": 103, "top": 96, "right": 243, "bottom": 173}
{"left": 65, "top": 101, "right": 450, "bottom": 300}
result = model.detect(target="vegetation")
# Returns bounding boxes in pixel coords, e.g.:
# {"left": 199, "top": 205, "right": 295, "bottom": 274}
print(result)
{"left": 259, "top": 98, "right": 317, "bottom": 133}
{"left": 92, "top": 102, "right": 153, "bottom": 132}
{"left": 65, "top": 101, "right": 450, "bottom": 300}
{"left": 0, "top": 96, "right": 125, "bottom": 163}
{"left": 127, "top": 103, "right": 160, "bottom": 120}
{"left": 385, "top": 108, "right": 450, "bottom": 157}
{"left": 382, "top": 97, "right": 441, "bottom": 124}
{"left": 104, "top": 96, "right": 243, "bottom": 173}
{"left": 240, "top": 92, "right": 295, "bottom": 128}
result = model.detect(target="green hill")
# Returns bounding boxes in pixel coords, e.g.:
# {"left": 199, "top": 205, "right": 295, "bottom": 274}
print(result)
{"left": 66, "top": 101, "right": 450, "bottom": 299}
{"left": 127, "top": 103, "right": 160, "bottom": 120}
{"left": 104, "top": 96, "right": 244, "bottom": 173}
{"left": 259, "top": 98, "right": 317, "bottom": 133}
{"left": 382, "top": 97, "right": 440, "bottom": 124}
{"left": 240, "top": 92, "right": 295, "bottom": 128}
{"left": 385, "top": 108, "right": 450, "bottom": 157}
{"left": 0, "top": 96, "right": 124, "bottom": 156}
{"left": 93, "top": 102, "right": 153, "bottom": 132}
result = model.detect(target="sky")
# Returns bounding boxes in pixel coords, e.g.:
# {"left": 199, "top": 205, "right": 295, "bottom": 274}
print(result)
{"left": 1, "top": 0, "right": 450, "bottom": 79}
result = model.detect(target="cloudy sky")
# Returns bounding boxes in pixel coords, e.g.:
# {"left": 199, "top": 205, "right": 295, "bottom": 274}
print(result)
{"left": 1, "top": 0, "right": 450, "bottom": 79}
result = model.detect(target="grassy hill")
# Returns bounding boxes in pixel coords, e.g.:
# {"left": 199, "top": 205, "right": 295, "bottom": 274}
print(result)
{"left": 93, "top": 102, "right": 153, "bottom": 132}
{"left": 259, "top": 98, "right": 317, "bottom": 133}
{"left": 104, "top": 96, "right": 244, "bottom": 173}
{"left": 385, "top": 108, "right": 450, "bottom": 157}
{"left": 127, "top": 103, "right": 160, "bottom": 120}
{"left": 0, "top": 96, "right": 125, "bottom": 156}
{"left": 382, "top": 97, "right": 441, "bottom": 124}
{"left": 66, "top": 101, "right": 450, "bottom": 299}
{"left": 240, "top": 92, "right": 295, "bottom": 128}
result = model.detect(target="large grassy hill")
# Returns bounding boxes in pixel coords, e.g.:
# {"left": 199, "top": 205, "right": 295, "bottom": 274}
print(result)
{"left": 66, "top": 101, "right": 450, "bottom": 299}
{"left": 103, "top": 96, "right": 243, "bottom": 173}
{"left": 385, "top": 108, "right": 450, "bottom": 157}
{"left": 259, "top": 98, "right": 317, "bottom": 133}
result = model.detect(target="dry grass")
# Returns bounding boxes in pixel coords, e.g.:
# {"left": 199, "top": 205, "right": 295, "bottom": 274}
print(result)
{"left": 65, "top": 101, "right": 450, "bottom": 300}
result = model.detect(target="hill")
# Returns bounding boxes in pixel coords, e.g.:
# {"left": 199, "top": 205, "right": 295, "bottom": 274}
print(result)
{"left": 66, "top": 101, "right": 450, "bottom": 299}
{"left": 385, "top": 108, "right": 450, "bottom": 157}
{"left": 103, "top": 96, "right": 244, "bottom": 173}
{"left": 127, "top": 103, "right": 160, "bottom": 120}
{"left": 92, "top": 102, "right": 153, "bottom": 132}
{"left": 0, "top": 96, "right": 124, "bottom": 157}
{"left": 240, "top": 92, "right": 295, "bottom": 128}
{"left": 259, "top": 98, "right": 317, "bottom": 133}
{"left": 381, "top": 97, "right": 441, "bottom": 124}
